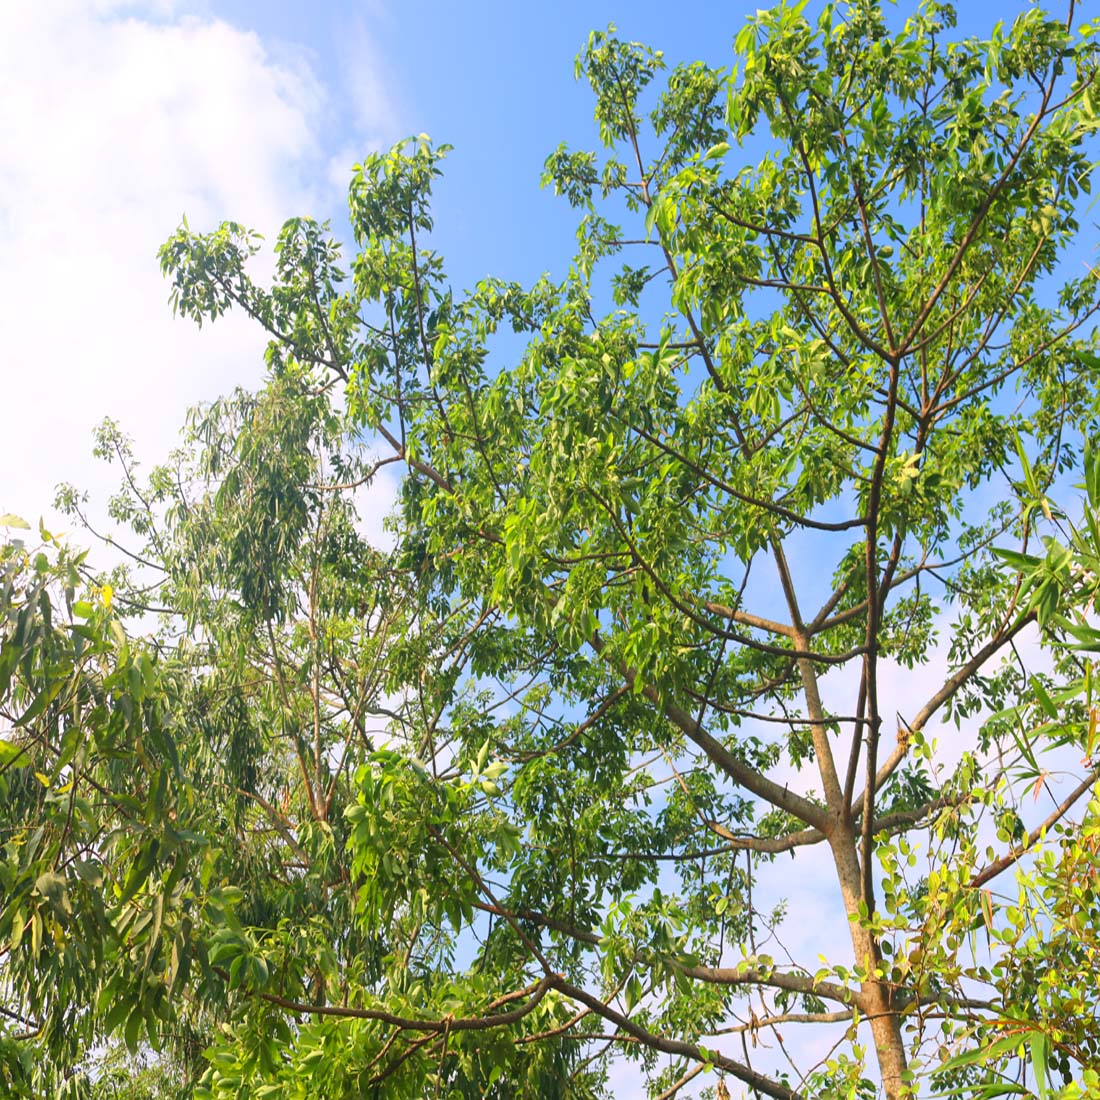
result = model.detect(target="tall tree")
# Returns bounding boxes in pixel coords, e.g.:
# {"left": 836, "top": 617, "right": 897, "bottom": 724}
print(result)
{"left": 5, "top": 2, "right": 1100, "bottom": 1098}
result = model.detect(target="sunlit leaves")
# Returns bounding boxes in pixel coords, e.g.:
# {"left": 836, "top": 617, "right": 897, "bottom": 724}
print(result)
{"left": 10, "top": 3, "right": 1100, "bottom": 1099}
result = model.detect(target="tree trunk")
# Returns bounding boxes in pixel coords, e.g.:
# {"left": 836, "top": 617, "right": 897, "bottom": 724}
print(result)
{"left": 828, "top": 827, "right": 908, "bottom": 1099}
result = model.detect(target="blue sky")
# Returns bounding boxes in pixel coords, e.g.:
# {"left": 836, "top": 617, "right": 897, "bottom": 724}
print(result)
{"left": 198, "top": 0, "right": 748, "bottom": 287}
{"left": 188, "top": 0, "right": 1015, "bottom": 289}
{"left": 3, "top": 0, "right": 763, "bottom": 532}
{"left": 0, "top": 0, "right": 1027, "bottom": 531}
{"left": 0, "top": 2, "right": 1084, "bottom": 1092}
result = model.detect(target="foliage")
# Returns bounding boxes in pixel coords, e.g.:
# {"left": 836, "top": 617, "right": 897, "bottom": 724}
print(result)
{"left": 5, "top": 2, "right": 1100, "bottom": 1098}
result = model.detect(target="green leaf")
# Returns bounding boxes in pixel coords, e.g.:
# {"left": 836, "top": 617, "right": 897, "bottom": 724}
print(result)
{"left": 990, "top": 547, "right": 1040, "bottom": 572}
{"left": 34, "top": 870, "right": 67, "bottom": 904}
{"left": 1031, "top": 1031, "right": 1049, "bottom": 1100}
{"left": 124, "top": 1008, "right": 143, "bottom": 1053}
{"left": 118, "top": 840, "right": 159, "bottom": 905}
{"left": 10, "top": 909, "right": 25, "bottom": 950}
{"left": 937, "top": 1033, "right": 1022, "bottom": 1075}
{"left": 1014, "top": 433, "right": 1039, "bottom": 498}
{"left": 0, "top": 738, "right": 27, "bottom": 767}
{"left": 1030, "top": 676, "right": 1058, "bottom": 721}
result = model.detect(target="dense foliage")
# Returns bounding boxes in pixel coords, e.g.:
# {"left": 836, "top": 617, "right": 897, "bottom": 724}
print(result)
{"left": 4, "top": 2, "right": 1100, "bottom": 1097}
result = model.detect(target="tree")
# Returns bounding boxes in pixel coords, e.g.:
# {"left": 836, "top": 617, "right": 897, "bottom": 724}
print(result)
{"left": 5, "top": 1, "right": 1100, "bottom": 1097}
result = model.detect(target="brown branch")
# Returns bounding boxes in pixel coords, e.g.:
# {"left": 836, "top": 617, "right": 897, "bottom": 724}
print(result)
{"left": 466, "top": 902, "right": 602, "bottom": 946}
{"left": 428, "top": 826, "right": 553, "bottom": 975}
{"left": 853, "top": 611, "right": 1036, "bottom": 808}
{"left": 674, "top": 962, "right": 861, "bottom": 1009}
{"left": 254, "top": 975, "right": 552, "bottom": 1031}
{"left": 704, "top": 602, "right": 795, "bottom": 638}
{"left": 970, "top": 770, "right": 1098, "bottom": 889}
{"left": 707, "top": 1008, "right": 855, "bottom": 1036}
{"left": 655, "top": 1064, "right": 705, "bottom": 1100}
{"left": 860, "top": 354, "right": 902, "bottom": 910}
{"left": 552, "top": 976, "right": 809, "bottom": 1100}
{"left": 590, "top": 633, "right": 830, "bottom": 830}
{"left": 586, "top": 486, "right": 861, "bottom": 665}
{"left": 509, "top": 687, "right": 629, "bottom": 762}
{"left": 705, "top": 819, "right": 827, "bottom": 855}
{"left": 898, "top": 67, "right": 1060, "bottom": 354}
{"left": 625, "top": 418, "right": 867, "bottom": 533}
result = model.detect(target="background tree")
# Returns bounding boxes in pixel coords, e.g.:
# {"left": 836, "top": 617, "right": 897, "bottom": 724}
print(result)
{"left": 3, "top": 363, "right": 601, "bottom": 1097}
{"left": 5, "top": 1, "right": 1100, "bottom": 1098}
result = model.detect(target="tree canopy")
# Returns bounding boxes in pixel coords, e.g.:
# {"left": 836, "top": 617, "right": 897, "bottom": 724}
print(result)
{"left": 4, "top": 2, "right": 1100, "bottom": 1098}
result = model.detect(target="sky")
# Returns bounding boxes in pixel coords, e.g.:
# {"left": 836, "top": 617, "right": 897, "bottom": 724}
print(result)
{"left": 0, "top": 0, "right": 761, "bottom": 540}
{"left": 0, "top": 1, "right": 1086, "bottom": 1095}
{"left": 0, "top": 0, "right": 1023, "bottom": 534}
{"left": 0, "top": 5, "right": 831, "bottom": 1092}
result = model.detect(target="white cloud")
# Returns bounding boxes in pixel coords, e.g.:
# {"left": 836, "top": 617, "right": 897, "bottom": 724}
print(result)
{"left": 0, "top": 1, "right": 394, "bottom": 547}
{"left": 337, "top": 18, "right": 398, "bottom": 145}
{"left": 324, "top": 10, "right": 401, "bottom": 193}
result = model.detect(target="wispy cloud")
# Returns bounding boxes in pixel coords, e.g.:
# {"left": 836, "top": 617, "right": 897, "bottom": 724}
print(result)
{"left": 324, "top": 7, "right": 403, "bottom": 194}
{"left": 0, "top": 1, "right": 394, "bottom": 544}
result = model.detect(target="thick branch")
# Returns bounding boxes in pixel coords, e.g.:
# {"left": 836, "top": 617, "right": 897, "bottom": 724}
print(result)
{"left": 851, "top": 611, "right": 1036, "bottom": 808}
{"left": 590, "top": 634, "right": 830, "bottom": 830}
{"left": 970, "top": 770, "right": 1097, "bottom": 889}
{"left": 674, "top": 962, "right": 861, "bottom": 1009}
{"left": 552, "top": 976, "right": 809, "bottom": 1100}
